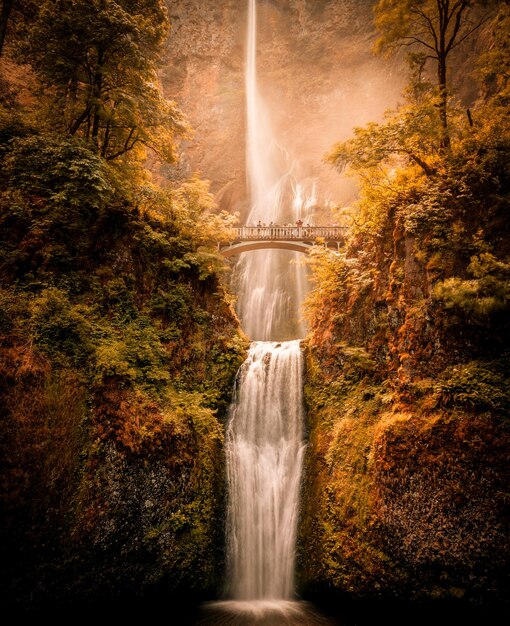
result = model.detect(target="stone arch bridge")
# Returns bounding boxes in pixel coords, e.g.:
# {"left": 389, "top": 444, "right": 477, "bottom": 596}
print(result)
{"left": 218, "top": 226, "right": 347, "bottom": 258}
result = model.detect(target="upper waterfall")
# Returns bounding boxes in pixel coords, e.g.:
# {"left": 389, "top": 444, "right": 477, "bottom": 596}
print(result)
{"left": 233, "top": 0, "right": 311, "bottom": 342}
{"left": 245, "top": 0, "right": 277, "bottom": 218}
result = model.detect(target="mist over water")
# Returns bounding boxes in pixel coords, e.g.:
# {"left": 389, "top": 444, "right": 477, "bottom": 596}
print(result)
{"left": 233, "top": 0, "right": 313, "bottom": 341}
{"left": 195, "top": 600, "right": 334, "bottom": 625}
{"left": 214, "top": 2, "right": 317, "bottom": 622}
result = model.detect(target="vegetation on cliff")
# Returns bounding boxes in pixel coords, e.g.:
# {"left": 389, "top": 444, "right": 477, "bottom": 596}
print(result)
{"left": 0, "top": 0, "right": 246, "bottom": 610}
{"left": 1, "top": 0, "right": 509, "bottom": 614}
{"left": 300, "top": 0, "right": 510, "bottom": 607}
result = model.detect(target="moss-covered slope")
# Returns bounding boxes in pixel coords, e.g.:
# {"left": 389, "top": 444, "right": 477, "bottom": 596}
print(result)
{"left": 0, "top": 132, "right": 247, "bottom": 609}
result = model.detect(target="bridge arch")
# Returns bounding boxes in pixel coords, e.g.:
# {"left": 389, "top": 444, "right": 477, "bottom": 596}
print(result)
{"left": 220, "top": 240, "right": 316, "bottom": 258}
{"left": 218, "top": 225, "right": 346, "bottom": 258}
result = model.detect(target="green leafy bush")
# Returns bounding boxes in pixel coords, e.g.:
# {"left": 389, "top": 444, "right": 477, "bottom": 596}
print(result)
{"left": 2, "top": 135, "right": 113, "bottom": 210}
{"left": 433, "top": 253, "right": 510, "bottom": 320}
{"left": 435, "top": 359, "right": 510, "bottom": 415}
{"left": 94, "top": 319, "right": 170, "bottom": 391}
{"left": 30, "top": 287, "right": 94, "bottom": 366}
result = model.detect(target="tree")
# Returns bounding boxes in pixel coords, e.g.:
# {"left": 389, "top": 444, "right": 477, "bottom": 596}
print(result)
{"left": 327, "top": 101, "right": 444, "bottom": 177}
{"left": 0, "top": 0, "right": 13, "bottom": 56}
{"left": 0, "top": 0, "right": 36, "bottom": 57}
{"left": 373, "top": 0, "right": 490, "bottom": 149}
{"left": 19, "top": 0, "right": 187, "bottom": 162}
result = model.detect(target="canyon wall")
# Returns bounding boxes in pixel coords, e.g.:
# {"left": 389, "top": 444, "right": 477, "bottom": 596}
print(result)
{"left": 161, "top": 0, "right": 404, "bottom": 218}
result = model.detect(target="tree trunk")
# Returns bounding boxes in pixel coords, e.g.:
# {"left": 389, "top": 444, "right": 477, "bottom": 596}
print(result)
{"left": 91, "top": 72, "right": 103, "bottom": 146}
{"left": 0, "top": 0, "right": 14, "bottom": 57}
{"left": 101, "top": 119, "right": 111, "bottom": 158}
{"left": 91, "top": 50, "right": 105, "bottom": 148}
{"left": 437, "top": 50, "right": 450, "bottom": 150}
{"left": 69, "top": 105, "right": 91, "bottom": 136}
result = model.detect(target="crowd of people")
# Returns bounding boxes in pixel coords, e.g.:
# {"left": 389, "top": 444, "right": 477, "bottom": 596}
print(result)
{"left": 252, "top": 219, "right": 312, "bottom": 228}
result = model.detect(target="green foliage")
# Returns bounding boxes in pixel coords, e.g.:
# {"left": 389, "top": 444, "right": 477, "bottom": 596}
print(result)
{"left": 0, "top": 1, "right": 38, "bottom": 58}
{"left": 340, "top": 345, "right": 377, "bottom": 375}
{"left": 435, "top": 359, "right": 510, "bottom": 415}
{"left": 171, "top": 175, "right": 239, "bottom": 244}
{"left": 319, "top": 2, "right": 510, "bottom": 377}
{"left": 162, "top": 389, "right": 225, "bottom": 582}
{"left": 299, "top": 344, "right": 401, "bottom": 593}
{"left": 29, "top": 287, "right": 94, "bottom": 367}
{"left": 433, "top": 253, "right": 510, "bottom": 320}
{"left": 373, "top": 0, "right": 481, "bottom": 59}
{"left": 2, "top": 134, "right": 113, "bottom": 207}
{"left": 0, "top": 285, "right": 29, "bottom": 334}
{"left": 304, "top": 249, "right": 350, "bottom": 344}
{"left": 0, "top": 146, "right": 244, "bottom": 607}
{"left": 400, "top": 183, "right": 455, "bottom": 236}
{"left": 17, "top": 0, "right": 187, "bottom": 162}
{"left": 0, "top": 128, "right": 245, "bottom": 409}
{"left": 306, "top": 2, "right": 510, "bottom": 603}
{"left": 373, "top": 0, "right": 487, "bottom": 147}
{"left": 150, "top": 282, "right": 194, "bottom": 324}
{"left": 94, "top": 318, "right": 171, "bottom": 391}
{"left": 0, "top": 105, "right": 34, "bottom": 160}
{"left": 327, "top": 101, "right": 446, "bottom": 177}
{"left": 0, "top": 134, "right": 123, "bottom": 280}
{"left": 0, "top": 0, "right": 247, "bottom": 606}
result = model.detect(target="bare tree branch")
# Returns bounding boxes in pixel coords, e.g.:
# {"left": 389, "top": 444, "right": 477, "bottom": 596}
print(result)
{"left": 399, "top": 35, "right": 438, "bottom": 52}
{"left": 106, "top": 127, "right": 139, "bottom": 161}
{"left": 411, "top": 6, "right": 440, "bottom": 50}
{"left": 445, "top": 0, "right": 469, "bottom": 54}
{"left": 449, "top": 15, "right": 492, "bottom": 52}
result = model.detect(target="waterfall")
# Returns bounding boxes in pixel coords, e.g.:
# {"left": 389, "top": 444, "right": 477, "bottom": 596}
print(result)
{"left": 233, "top": 0, "right": 310, "bottom": 341}
{"left": 225, "top": 341, "right": 306, "bottom": 600}
{"left": 222, "top": 2, "right": 309, "bottom": 604}
{"left": 199, "top": 2, "right": 327, "bottom": 621}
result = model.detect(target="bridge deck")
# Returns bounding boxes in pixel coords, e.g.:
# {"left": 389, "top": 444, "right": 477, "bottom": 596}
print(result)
{"left": 218, "top": 226, "right": 347, "bottom": 257}
{"left": 229, "top": 226, "right": 346, "bottom": 242}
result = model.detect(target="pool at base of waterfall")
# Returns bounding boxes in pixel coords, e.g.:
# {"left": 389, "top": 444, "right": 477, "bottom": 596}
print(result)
{"left": 14, "top": 594, "right": 507, "bottom": 625}
{"left": 190, "top": 597, "right": 507, "bottom": 626}
{"left": 194, "top": 599, "right": 334, "bottom": 625}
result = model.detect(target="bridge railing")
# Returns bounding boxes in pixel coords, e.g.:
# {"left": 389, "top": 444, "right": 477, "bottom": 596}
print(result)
{"left": 232, "top": 226, "right": 347, "bottom": 241}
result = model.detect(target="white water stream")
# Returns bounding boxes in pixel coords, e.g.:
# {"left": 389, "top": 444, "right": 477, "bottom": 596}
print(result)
{"left": 217, "top": 0, "right": 315, "bottom": 618}
{"left": 224, "top": 0, "right": 310, "bottom": 602}
{"left": 225, "top": 341, "right": 306, "bottom": 600}
{"left": 233, "top": 0, "right": 312, "bottom": 341}
{"left": 200, "top": 3, "right": 334, "bottom": 623}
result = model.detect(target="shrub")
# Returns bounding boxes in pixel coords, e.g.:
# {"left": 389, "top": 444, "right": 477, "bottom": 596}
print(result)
{"left": 433, "top": 253, "right": 510, "bottom": 321}
{"left": 30, "top": 287, "right": 93, "bottom": 366}
{"left": 435, "top": 359, "right": 510, "bottom": 416}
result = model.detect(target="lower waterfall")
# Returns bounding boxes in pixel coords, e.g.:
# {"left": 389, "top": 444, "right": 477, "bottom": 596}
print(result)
{"left": 196, "top": 342, "right": 335, "bottom": 624}
{"left": 225, "top": 340, "right": 306, "bottom": 600}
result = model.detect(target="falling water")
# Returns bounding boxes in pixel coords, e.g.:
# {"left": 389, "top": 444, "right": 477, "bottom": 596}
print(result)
{"left": 196, "top": 340, "right": 334, "bottom": 624}
{"left": 223, "top": 2, "right": 308, "bottom": 602}
{"left": 196, "top": 2, "right": 331, "bottom": 623}
{"left": 234, "top": 0, "right": 312, "bottom": 341}
{"left": 226, "top": 341, "right": 306, "bottom": 600}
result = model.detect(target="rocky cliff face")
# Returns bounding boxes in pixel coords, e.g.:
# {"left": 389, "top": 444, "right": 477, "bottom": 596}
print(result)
{"left": 297, "top": 78, "right": 510, "bottom": 607}
{"left": 161, "top": 0, "right": 404, "bottom": 217}
{"left": 299, "top": 231, "right": 510, "bottom": 606}
{"left": 299, "top": 360, "right": 510, "bottom": 604}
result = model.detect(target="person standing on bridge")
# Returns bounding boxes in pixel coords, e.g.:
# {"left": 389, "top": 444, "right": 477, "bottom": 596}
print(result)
{"left": 296, "top": 219, "right": 303, "bottom": 228}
